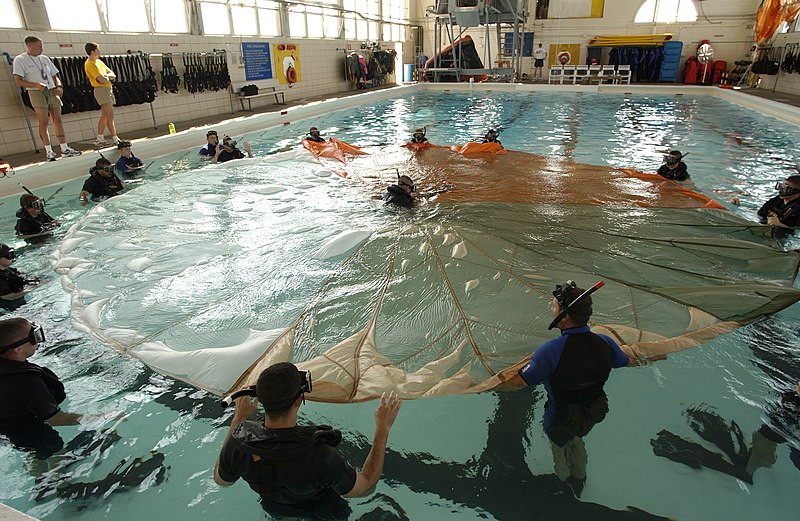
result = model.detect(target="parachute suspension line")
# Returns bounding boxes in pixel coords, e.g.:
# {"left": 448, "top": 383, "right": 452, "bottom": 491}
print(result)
{"left": 346, "top": 237, "right": 400, "bottom": 402}
{"left": 424, "top": 232, "right": 494, "bottom": 376}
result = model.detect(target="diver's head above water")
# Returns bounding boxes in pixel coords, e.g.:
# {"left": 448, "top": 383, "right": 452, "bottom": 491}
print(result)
{"left": 485, "top": 129, "right": 499, "bottom": 142}
{"left": 397, "top": 175, "right": 416, "bottom": 194}
{"left": 775, "top": 175, "right": 800, "bottom": 201}
{"left": 550, "top": 281, "right": 594, "bottom": 329}
{"left": 663, "top": 150, "right": 683, "bottom": 167}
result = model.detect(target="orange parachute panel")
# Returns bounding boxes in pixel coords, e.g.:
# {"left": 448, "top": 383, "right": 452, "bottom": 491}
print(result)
{"left": 302, "top": 138, "right": 368, "bottom": 164}
{"left": 756, "top": 0, "right": 800, "bottom": 45}
{"left": 451, "top": 142, "right": 507, "bottom": 156}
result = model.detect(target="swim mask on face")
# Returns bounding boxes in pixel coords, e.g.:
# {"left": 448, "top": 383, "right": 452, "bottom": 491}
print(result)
{"left": 0, "top": 244, "right": 15, "bottom": 261}
{"left": 664, "top": 154, "right": 680, "bottom": 165}
{"left": 398, "top": 175, "right": 416, "bottom": 192}
{"left": 775, "top": 181, "right": 800, "bottom": 197}
{"left": 0, "top": 322, "right": 46, "bottom": 353}
{"left": 552, "top": 280, "right": 577, "bottom": 310}
{"left": 309, "top": 128, "right": 320, "bottom": 137}
{"left": 222, "top": 136, "right": 237, "bottom": 148}
{"left": 30, "top": 199, "right": 45, "bottom": 211}
{"left": 486, "top": 130, "right": 498, "bottom": 141}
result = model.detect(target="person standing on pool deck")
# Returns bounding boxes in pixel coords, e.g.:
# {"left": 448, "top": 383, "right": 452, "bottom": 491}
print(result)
{"left": 84, "top": 42, "right": 120, "bottom": 147}
{"left": 533, "top": 43, "right": 547, "bottom": 80}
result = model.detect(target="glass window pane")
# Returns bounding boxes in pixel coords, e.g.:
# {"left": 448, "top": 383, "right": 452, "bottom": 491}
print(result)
{"left": 44, "top": 0, "right": 101, "bottom": 31}
{"left": 152, "top": 0, "right": 189, "bottom": 33}
{"left": 369, "top": 21, "right": 378, "bottom": 40}
{"left": 383, "top": 23, "right": 391, "bottom": 42}
{"left": 675, "top": 0, "right": 697, "bottom": 22}
{"left": 201, "top": 2, "right": 231, "bottom": 34}
{"left": 0, "top": 0, "right": 24, "bottom": 28}
{"left": 634, "top": 0, "right": 655, "bottom": 23}
{"left": 344, "top": 15, "right": 356, "bottom": 39}
{"left": 308, "top": 13, "right": 323, "bottom": 38}
{"left": 289, "top": 8, "right": 306, "bottom": 38}
{"left": 323, "top": 9, "right": 340, "bottom": 38}
{"left": 106, "top": 0, "right": 150, "bottom": 32}
{"left": 392, "top": 24, "right": 400, "bottom": 42}
{"left": 232, "top": 5, "right": 258, "bottom": 35}
{"left": 258, "top": 7, "right": 280, "bottom": 36}
{"left": 357, "top": 19, "right": 367, "bottom": 39}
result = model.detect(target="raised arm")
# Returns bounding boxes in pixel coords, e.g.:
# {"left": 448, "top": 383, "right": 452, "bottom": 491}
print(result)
{"left": 344, "top": 392, "right": 401, "bottom": 497}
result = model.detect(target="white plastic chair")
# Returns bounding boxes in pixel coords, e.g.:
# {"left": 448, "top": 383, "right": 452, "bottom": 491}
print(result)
{"left": 599, "top": 65, "right": 617, "bottom": 84}
{"left": 548, "top": 66, "right": 562, "bottom": 84}
{"left": 574, "top": 65, "right": 589, "bottom": 84}
{"left": 616, "top": 64, "right": 631, "bottom": 84}
{"left": 560, "top": 65, "right": 576, "bottom": 84}
{"left": 588, "top": 64, "right": 601, "bottom": 81}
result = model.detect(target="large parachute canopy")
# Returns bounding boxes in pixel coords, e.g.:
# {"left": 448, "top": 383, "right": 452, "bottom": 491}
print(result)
{"left": 55, "top": 146, "right": 800, "bottom": 402}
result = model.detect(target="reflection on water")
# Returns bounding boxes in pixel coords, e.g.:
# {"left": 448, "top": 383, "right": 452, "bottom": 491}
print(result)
{"left": 1, "top": 92, "right": 800, "bottom": 520}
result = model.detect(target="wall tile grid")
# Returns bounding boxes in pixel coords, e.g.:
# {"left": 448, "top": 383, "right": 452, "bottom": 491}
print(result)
{"left": 1, "top": 29, "right": 401, "bottom": 155}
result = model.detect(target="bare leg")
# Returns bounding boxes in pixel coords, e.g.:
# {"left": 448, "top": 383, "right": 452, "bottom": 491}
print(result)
{"left": 101, "top": 103, "right": 117, "bottom": 138}
{"left": 50, "top": 105, "right": 66, "bottom": 145}
{"left": 97, "top": 107, "right": 107, "bottom": 136}
{"left": 33, "top": 107, "right": 51, "bottom": 146}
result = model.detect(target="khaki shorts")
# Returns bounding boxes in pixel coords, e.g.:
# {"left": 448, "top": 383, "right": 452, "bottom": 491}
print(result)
{"left": 94, "top": 86, "right": 115, "bottom": 106}
{"left": 28, "top": 89, "right": 62, "bottom": 110}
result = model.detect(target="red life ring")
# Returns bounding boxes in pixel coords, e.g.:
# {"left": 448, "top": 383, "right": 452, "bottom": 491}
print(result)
{"left": 558, "top": 51, "right": 571, "bottom": 65}
{"left": 286, "top": 65, "right": 297, "bottom": 84}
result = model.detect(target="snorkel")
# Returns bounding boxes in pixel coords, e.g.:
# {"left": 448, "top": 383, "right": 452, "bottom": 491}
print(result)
{"left": 547, "top": 280, "right": 605, "bottom": 330}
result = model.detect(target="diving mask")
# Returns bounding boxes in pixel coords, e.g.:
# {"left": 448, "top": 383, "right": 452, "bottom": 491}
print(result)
{"left": 30, "top": 199, "right": 46, "bottom": 211}
{"left": 775, "top": 181, "right": 800, "bottom": 197}
{"left": 552, "top": 280, "right": 577, "bottom": 310}
{"left": 0, "top": 322, "right": 46, "bottom": 353}
{"left": 664, "top": 154, "right": 680, "bottom": 165}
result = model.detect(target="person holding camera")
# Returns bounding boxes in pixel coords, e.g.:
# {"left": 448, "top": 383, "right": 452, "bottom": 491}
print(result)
{"left": 214, "top": 362, "right": 402, "bottom": 518}
{"left": 15, "top": 194, "right": 59, "bottom": 237}
{"left": 212, "top": 135, "right": 253, "bottom": 164}
{"left": 79, "top": 158, "right": 124, "bottom": 204}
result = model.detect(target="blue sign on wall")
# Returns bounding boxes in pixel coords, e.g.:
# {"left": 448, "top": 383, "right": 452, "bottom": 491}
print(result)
{"left": 242, "top": 41, "right": 274, "bottom": 81}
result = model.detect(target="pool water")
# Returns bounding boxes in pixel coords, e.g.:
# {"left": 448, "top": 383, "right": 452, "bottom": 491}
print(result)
{"left": 1, "top": 91, "right": 799, "bottom": 521}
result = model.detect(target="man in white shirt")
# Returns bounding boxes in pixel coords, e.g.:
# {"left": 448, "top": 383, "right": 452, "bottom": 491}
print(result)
{"left": 13, "top": 36, "right": 81, "bottom": 162}
{"left": 533, "top": 43, "right": 548, "bottom": 80}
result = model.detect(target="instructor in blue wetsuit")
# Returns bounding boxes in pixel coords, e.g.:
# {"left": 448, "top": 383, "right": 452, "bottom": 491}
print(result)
{"left": 501, "top": 281, "right": 636, "bottom": 495}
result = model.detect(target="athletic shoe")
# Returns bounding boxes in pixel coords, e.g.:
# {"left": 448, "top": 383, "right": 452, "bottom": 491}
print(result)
{"left": 61, "top": 147, "right": 82, "bottom": 157}
{"left": 46, "top": 151, "right": 57, "bottom": 162}
{"left": 94, "top": 137, "right": 108, "bottom": 147}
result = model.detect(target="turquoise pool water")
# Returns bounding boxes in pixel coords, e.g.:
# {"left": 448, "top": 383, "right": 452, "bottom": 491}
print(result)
{"left": 0, "top": 91, "right": 799, "bottom": 520}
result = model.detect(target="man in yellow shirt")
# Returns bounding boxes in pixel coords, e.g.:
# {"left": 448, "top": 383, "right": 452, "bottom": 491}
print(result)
{"left": 84, "top": 42, "right": 119, "bottom": 147}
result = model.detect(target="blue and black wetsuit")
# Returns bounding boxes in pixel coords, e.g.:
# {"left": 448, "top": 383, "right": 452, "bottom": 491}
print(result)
{"left": 519, "top": 325, "right": 628, "bottom": 445}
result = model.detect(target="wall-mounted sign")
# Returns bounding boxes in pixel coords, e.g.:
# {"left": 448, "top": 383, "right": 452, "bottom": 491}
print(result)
{"left": 274, "top": 43, "right": 300, "bottom": 87}
{"left": 242, "top": 41, "right": 274, "bottom": 81}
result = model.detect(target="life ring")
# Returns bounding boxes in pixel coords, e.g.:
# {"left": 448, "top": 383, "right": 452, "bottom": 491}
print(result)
{"left": 558, "top": 51, "right": 571, "bottom": 65}
{"left": 286, "top": 65, "right": 297, "bottom": 84}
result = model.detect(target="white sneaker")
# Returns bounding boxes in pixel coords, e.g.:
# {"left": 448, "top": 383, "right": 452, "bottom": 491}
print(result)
{"left": 94, "top": 137, "right": 108, "bottom": 147}
{"left": 46, "top": 150, "right": 57, "bottom": 162}
{"left": 61, "top": 147, "right": 82, "bottom": 157}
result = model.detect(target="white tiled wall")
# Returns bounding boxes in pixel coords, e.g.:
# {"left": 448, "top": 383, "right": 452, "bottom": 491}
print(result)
{"left": 0, "top": 29, "right": 402, "bottom": 156}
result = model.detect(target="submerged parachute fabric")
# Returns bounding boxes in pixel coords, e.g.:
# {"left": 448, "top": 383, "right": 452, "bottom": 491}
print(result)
{"left": 55, "top": 147, "right": 800, "bottom": 402}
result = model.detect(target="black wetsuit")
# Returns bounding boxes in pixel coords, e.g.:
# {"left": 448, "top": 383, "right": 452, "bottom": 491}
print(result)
{"left": 657, "top": 162, "right": 690, "bottom": 181}
{"left": 409, "top": 136, "right": 428, "bottom": 144}
{"left": 382, "top": 185, "right": 414, "bottom": 208}
{"left": 82, "top": 169, "right": 124, "bottom": 201}
{"left": 218, "top": 421, "right": 356, "bottom": 518}
{"left": 217, "top": 148, "right": 246, "bottom": 163}
{"left": 0, "top": 267, "right": 27, "bottom": 297}
{"left": 15, "top": 208, "right": 57, "bottom": 236}
{"left": 306, "top": 136, "right": 326, "bottom": 143}
{"left": 758, "top": 195, "right": 800, "bottom": 228}
{"left": 0, "top": 358, "right": 67, "bottom": 459}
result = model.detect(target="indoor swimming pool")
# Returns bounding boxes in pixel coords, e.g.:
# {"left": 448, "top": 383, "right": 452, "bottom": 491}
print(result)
{"left": 1, "top": 90, "right": 799, "bottom": 521}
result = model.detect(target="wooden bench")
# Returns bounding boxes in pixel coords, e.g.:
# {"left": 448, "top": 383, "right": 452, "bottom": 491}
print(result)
{"left": 238, "top": 86, "right": 286, "bottom": 111}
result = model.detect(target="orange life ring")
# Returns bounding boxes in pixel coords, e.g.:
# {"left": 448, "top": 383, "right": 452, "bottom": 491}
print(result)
{"left": 286, "top": 65, "right": 297, "bottom": 84}
{"left": 558, "top": 51, "right": 571, "bottom": 65}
